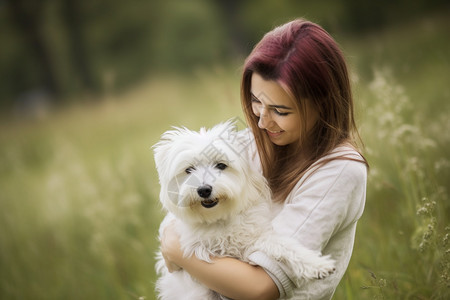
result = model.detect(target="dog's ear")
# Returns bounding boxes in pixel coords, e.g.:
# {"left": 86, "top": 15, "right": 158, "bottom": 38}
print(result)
{"left": 152, "top": 128, "right": 181, "bottom": 179}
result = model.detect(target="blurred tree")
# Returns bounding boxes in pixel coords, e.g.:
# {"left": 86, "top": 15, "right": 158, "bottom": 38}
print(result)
{"left": 80, "top": 0, "right": 158, "bottom": 92}
{"left": 62, "top": 0, "right": 98, "bottom": 95}
{"left": 212, "top": 0, "right": 251, "bottom": 56}
{"left": 151, "top": 0, "right": 229, "bottom": 71}
{"left": 1, "top": 0, "right": 448, "bottom": 111}
{"left": 340, "top": 0, "right": 450, "bottom": 32}
{"left": 6, "top": 0, "right": 61, "bottom": 99}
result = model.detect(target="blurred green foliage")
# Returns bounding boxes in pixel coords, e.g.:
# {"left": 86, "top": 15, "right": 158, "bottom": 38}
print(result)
{"left": 0, "top": 0, "right": 448, "bottom": 110}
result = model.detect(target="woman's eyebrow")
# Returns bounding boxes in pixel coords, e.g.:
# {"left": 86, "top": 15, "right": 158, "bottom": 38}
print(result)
{"left": 250, "top": 92, "right": 293, "bottom": 110}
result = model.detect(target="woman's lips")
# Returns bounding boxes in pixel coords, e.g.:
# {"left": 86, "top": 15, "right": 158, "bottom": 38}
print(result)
{"left": 266, "top": 129, "right": 284, "bottom": 138}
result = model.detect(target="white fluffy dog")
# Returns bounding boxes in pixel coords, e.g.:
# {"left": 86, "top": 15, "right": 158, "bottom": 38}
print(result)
{"left": 153, "top": 121, "right": 335, "bottom": 300}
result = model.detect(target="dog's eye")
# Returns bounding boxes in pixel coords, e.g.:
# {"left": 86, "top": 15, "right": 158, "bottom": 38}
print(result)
{"left": 185, "top": 167, "right": 195, "bottom": 174}
{"left": 215, "top": 163, "right": 228, "bottom": 170}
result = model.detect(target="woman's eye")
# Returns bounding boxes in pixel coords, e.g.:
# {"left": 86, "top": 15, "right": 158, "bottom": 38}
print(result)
{"left": 185, "top": 167, "right": 195, "bottom": 174}
{"left": 215, "top": 163, "right": 228, "bottom": 170}
{"left": 274, "top": 110, "right": 289, "bottom": 116}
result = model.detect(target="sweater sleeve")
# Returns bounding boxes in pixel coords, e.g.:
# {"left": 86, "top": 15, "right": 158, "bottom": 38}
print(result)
{"left": 272, "top": 158, "right": 367, "bottom": 251}
{"left": 248, "top": 250, "right": 295, "bottom": 298}
{"left": 249, "top": 156, "right": 367, "bottom": 299}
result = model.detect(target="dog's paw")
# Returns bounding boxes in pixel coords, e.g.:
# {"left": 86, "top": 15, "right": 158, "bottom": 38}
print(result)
{"left": 316, "top": 262, "right": 336, "bottom": 279}
{"left": 292, "top": 254, "right": 336, "bottom": 281}
{"left": 284, "top": 256, "right": 336, "bottom": 283}
{"left": 312, "top": 255, "right": 336, "bottom": 280}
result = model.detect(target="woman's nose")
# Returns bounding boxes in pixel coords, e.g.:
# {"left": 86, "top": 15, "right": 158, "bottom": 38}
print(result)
{"left": 258, "top": 108, "right": 271, "bottom": 128}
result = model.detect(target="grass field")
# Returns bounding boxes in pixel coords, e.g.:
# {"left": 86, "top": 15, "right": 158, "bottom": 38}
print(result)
{"left": 1, "top": 14, "right": 449, "bottom": 299}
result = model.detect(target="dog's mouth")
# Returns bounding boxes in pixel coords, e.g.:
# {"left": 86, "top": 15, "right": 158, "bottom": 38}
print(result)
{"left": 201, "top": 198, "right": 219, "bottom": 208}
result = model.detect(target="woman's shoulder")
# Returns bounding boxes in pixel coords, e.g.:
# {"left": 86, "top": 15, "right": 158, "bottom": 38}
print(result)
{"left": 323, "top": 143, "right": 365, "bottom": 161}
{"left": 313, "top": 144, "right": 367, "bottom": 172}
{"left": 284, "top": 146, "right": 367, "bottom": 208}
{"left": 297, "top": 145, "right": 367, "bottom": 189}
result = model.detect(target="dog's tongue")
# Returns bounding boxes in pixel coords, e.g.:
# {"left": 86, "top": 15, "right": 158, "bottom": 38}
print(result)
{"left": 201, "top": 199, "right": 218, "bottom": 208}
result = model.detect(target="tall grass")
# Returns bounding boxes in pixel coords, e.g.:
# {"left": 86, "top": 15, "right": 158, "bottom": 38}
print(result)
{"left": 1, "top": 14, "right": 449, "bottom": 300}
{"left": 0, "top": 68, "right": 241, "bottom": 300}
{"left": 334, "top": 13, "right": 450, "bottom": 299}
{"left": 333, "top": 67, "right": 450, "bottom": 299}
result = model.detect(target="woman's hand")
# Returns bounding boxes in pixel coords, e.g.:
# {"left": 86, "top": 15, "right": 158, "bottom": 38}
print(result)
{"left": 160, "top": 221, "right": 279, "bottom": 299}
{"left": 160, "top": 222, "right": 183, "bottom": 272}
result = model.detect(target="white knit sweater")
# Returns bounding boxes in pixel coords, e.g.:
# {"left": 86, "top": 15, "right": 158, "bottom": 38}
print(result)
{"left": 247, "top": 140, "right": 367, "bottom": 299}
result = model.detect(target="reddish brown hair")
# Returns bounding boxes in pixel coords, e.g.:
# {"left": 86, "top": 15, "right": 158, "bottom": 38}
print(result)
{"left": 241, "top": 19, "right": 367, "bottom": 201}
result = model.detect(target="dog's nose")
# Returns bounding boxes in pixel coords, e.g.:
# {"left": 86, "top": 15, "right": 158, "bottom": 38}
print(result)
{"left": 197, "top": 185, "right": 212, "bottom": 198}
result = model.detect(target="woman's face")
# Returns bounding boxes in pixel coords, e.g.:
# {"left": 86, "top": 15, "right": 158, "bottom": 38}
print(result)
{"left": 250, "top": 72, "right": 318, "bottom": 146}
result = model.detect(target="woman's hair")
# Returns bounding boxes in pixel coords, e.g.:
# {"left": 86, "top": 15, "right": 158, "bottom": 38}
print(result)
{"left": 241, "top": 18, "right": 367, "bottom": 201}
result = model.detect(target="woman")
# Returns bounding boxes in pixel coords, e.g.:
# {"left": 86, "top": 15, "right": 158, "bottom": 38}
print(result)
{"left": 160, "top": 19, "right": 368, "bottom": 299}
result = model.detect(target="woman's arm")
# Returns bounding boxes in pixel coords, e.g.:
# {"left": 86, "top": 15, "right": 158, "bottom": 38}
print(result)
{"left": 160, "top": 223, "right": 280, "bottom": 300}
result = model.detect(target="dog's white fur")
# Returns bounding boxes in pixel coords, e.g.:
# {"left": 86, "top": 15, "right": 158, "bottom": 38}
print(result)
{"left": 153, "top": 121, "right": 335, "bottom": 300}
